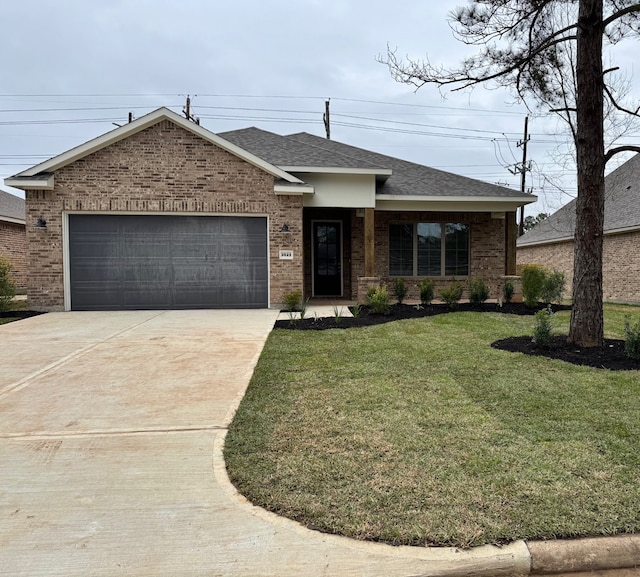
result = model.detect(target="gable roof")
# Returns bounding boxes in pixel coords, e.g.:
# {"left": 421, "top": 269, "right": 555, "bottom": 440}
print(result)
{"left": 5, "top": 108, "right": 303, "bottom": 190}
{"left": 220, "top": 127, "right": 534, "bottom": 201}
{"left": 518, "top": 153, "right": 640, "bottom": 246}
{"left": 0, "top": 190, "right": 25, "bottom": 225}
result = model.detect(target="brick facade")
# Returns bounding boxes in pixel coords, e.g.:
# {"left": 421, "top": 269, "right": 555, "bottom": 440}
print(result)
{"left": 0, "top": 220, "right": 27, "bottom": 291}
{"left": 517, "top": 230, "right": 640, "bottom": 304}
{"left": 25, "top": 120, "right": 303, "bottom": 310}
{"left": 350, "top": 210, "right": 507, "bottom": 301}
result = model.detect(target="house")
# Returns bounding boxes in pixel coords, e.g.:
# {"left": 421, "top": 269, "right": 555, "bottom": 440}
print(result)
{"left": 517, "top": 153, "right": 640, "bottom": 304}
{"left": 4, "top": 107, "right": 535, "bottom": 311}
{"left": 0, "top": 190, "right": 26, "bottom": 292}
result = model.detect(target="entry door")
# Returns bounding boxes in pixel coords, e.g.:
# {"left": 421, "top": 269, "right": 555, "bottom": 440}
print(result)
{"left": 313, "top": 221, "right": 342, "bottom": 297}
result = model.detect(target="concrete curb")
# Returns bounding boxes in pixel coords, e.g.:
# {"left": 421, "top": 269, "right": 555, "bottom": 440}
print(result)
{"left": 527, "top": 535, "right": 640, "bottom": 574}
{"left": 216, "top": 429, "right": 640, "bottom": 575}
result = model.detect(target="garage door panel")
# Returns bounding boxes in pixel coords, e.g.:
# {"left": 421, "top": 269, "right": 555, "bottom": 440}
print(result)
{"left": 69, "top": 215, "right": 268, "bottom": 310}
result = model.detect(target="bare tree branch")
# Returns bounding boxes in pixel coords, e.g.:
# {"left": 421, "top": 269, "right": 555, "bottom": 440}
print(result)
{"left": 605, "top": 145, "right": 640, "bottom": 162}
{"left": 602, "top": 3, "right": 640, "bottom": 28}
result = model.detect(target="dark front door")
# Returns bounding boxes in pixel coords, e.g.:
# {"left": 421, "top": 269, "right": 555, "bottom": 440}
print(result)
{"left": 313, "top": 221, "right": 342, "bottom": 297}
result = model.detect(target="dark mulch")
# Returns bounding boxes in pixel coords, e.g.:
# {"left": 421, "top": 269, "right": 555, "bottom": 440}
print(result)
{"left": 492, "top": 335, "right": 639, "bottom": 371}
{"left": 275, "top": 301, "right": 640, "bottom": 371}
{"left": 0, "top": 310, "right": 45, "bottom": 320}
{"left": 275, "top": 302, "right": 570, "bottom": 331}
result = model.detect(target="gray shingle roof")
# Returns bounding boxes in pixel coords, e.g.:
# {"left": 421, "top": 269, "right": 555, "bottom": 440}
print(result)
{"left": 517, "top": 153, "right": 640, "bottom": 246}
{"left": 0, "top": 190, "right": 25, "bottom": 223}
{"left": 220, "top": 127, "right": 531, "bottom": 199}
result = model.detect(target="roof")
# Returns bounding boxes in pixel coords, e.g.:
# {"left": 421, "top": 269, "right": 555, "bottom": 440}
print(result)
{"left": 0, "top": 190, "right": 25, "bottom": 224}
{"left": 221, "top": 127, "right": 534, "bottom": 201}
{"left": 518, "top": 153, "right": 640, "bottom": 246}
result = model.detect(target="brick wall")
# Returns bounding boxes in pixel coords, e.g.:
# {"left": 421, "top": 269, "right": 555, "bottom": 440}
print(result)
{"left": 350, "top": 211, "right": 507, "bottom": 301}
{"left": 517, "top": 230, "right": 640, "bottom": 303}
{"left": 25, "top": 120, "right": 303, "bottom": 310}
{"left": 0, "top": 220, "right": 27, "bottom": 291}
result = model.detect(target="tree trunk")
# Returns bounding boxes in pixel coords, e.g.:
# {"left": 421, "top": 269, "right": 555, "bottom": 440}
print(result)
{"left": 568, "top": 0, "right": 605, "bottom": 347}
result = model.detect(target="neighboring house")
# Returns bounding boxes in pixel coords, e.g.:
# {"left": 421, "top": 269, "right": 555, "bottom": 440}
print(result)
{"left": 518, "top": 153, "right": 640, "bottom": 304}
{"left": 5, "top": 107, "right": 534, "bottom": 311}
{"left": 0, "top": 190, "right": 26, "bottom": 292}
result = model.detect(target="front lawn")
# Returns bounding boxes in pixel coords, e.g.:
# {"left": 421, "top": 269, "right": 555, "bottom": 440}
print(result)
{"left": 224, "top": 305, "right": 640, "bottom": 548}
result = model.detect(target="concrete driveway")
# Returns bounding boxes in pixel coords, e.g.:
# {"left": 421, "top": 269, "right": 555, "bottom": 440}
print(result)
{"left": 0, "top": 310, "right": 532, "bottom": 576}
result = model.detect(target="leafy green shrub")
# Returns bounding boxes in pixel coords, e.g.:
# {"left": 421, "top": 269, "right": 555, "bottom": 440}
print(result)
{"left": 624, "top": 316, "right": 640, "bottom": 360}
{"left": 391, "top": 277, "right": 408, "bottom": 304}
{"left": 439, "top": 283, "right": 464, "bottom": 310}
{"left": 350, "top": 304, "right": 361, "bottom": 318}
{"left": 468, "top": 278, "right": 490, "bottom": 305}
{"left": 282, "top": 290, "right": 302, "bottom": 312}
{"left": 532, "top": 306, "right": 554, "bottom": 348}
{"left": 366, "top": 285, "right": 391, "bottom": 314}
{"left": 503, "top": 280, "right": 515, "bottom": 304}
{"left": 521, "top": 264, "right": 547, "bottom": 308}
{"left": 418, "top": 278, "right": 435, "bottom": 305}
{"left": 541, "top": 270, "right": 566, "bottom": 305}
{"left": 0, "top": 257, "right": 16, "bottom": 312}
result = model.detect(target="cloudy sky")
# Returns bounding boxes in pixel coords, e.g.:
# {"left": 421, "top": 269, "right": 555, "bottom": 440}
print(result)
{"left": 2, "top": 1, "right": 639, "bottom": 217}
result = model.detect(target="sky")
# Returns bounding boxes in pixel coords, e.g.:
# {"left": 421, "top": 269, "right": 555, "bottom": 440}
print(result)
{"left": 2, "top": 0, "right": 639, "bottom": 218}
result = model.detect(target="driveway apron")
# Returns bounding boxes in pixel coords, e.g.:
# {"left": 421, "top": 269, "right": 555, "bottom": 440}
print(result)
{"left": 0, "top": 310, "right": 529, "bottom": 577}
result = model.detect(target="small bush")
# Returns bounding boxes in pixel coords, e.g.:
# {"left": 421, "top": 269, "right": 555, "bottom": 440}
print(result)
{"left": 521, "top": 264, "right": 547, "bottom": 308}
{"left": 418, "top": 278, "right": 435, "bottom": 305}
{"left": 350, "top": 304, "right": 362, "bottom": 318}
{"left": 283, "top": 290, "right": 302, "bottom": 312}
{"left": 624, "top": 316, "right": 640, "bottom": 360}
{"left": 439, "top": 283, "right": 464, "bottom": 310}
{"left": 532, "top": 306, "right": 554, "bottom": 348}
{"left": 391, "top": 277, "right": 408, "bottom": 304}
{"left": 541, "top": 270, "right": 566, "bottom": 305}
{"left": 503, "top": 280, "right": 515, "bottom": 304}
{"left": 366, "top": 285, "right": 391, "bottom": 314}
{"left": 468, "top": 278, "right": 490, "bottom": 305}
{"left": 0, "top": 257, "right": 16, "bottom": 312}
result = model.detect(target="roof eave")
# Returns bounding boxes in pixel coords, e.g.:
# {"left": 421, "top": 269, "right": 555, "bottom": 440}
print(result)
{"left": 4, "top": 173, "right": 55, "bottom": 190}
{"left": 283, "top": 166, "right": 392, "bottom": 177}
{"left": 376, "top": 194, "right": 537, "bottom": 213}
{"left": 0, "top": 215, "right": 26, "bottom": 225}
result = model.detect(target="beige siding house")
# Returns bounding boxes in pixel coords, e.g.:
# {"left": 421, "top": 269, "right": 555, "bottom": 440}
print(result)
{"left": 5, "top": 107, "right": 534, "bottom": 311}
{"left": 517, "top": 153, "right": 640, "bottom": 304}
{"left": 0, "top": 190, "right": 26, "bottom": 292}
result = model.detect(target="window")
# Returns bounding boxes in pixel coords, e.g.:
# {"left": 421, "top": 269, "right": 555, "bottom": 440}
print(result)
{"left": 389, "top": 222, "right": 469, "bottom": 277}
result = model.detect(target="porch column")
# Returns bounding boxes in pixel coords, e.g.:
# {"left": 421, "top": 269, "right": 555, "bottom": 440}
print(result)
{"left": 505, "top": 211, "right": 517, "bottom": 275}
{"left": 364, "top": 207, "right": 375, "bottom": 277}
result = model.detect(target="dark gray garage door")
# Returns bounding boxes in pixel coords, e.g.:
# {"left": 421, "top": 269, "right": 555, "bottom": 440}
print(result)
{"left": 69, "top": 214, "right": 268, "bottom": 310}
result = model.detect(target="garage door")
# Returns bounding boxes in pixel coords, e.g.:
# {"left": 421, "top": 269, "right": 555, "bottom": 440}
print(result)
{"left": 68, "top": 214, "right": 268, "bottom": 310}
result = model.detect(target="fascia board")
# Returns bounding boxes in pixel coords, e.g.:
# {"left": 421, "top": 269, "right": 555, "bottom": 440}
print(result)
{"left": 282, "top": 166, "right": 392, "bottom": 176}
{"left": 4, "top": 174, "right": 55, "bottom": 190}
{"left": 14, "top": 108, "right": 303, "bottom": 184}
{"left": 0, "top": 215, "right": 26, "bottom": 225}
{"left": 274, "top": 184, "right": 315, "bottom": 195}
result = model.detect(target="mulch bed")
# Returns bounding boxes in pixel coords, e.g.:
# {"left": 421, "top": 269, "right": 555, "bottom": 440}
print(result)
{"left": 0, "top": 310, "right": 45, "bottom": 320}
{"left": 275, "top": 302, "right": 640, "bottom": 371}
{"left": 274, "top": 302, "right": 570, "bottom": 331}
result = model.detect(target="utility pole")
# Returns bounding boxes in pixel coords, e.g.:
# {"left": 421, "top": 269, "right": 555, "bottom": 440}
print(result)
{"left": 323, "top": 99, "right": 331, "bottom": 139}
{"left": 513, "top": 116, "right": 531, "bottom": 236}
{"left": 183, "top": 95, "right": 199, "bottom": 124}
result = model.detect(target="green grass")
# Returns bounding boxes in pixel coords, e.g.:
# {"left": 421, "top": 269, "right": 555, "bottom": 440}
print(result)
{"left": 225, "top": 305, "right": 640, "bottom": 548}
{"left": 0, "top": 298, "right": 29, "bottom": 325}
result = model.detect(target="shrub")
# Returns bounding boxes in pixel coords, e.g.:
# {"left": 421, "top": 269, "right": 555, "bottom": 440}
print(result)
{"left": 624, "top": 316, "right": 640, "bottom": 360}
{"left": 282, "top": 290, "right": 302, "bottom": 312}
{"left": 418, "top": 278, "right": 435, "bottom": 305}
{"left": 439, "top": 283, "right": 464, "bottom": 310}
{"left": 0, "top": 257, "right": 16, "bottom": 312}
{"left": 468, "top": 278, "right": 490, "bottom": 305}
{"left": 521, "top": 264, "right": 547, "bottom": 308}
{"left": 541, "top": 270, "right": 566, "bottom": 305}
{"left": 366, "top": 285, "right": 391, "bottom": 314}
{"left": 391, "top": 277, "right": 408, "bottom": 304}
{"left": 503, "top": 280, "right": 515, "bottom": 304}
{"left": 532, "top": 306, "right": 554, "bottom": 348}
